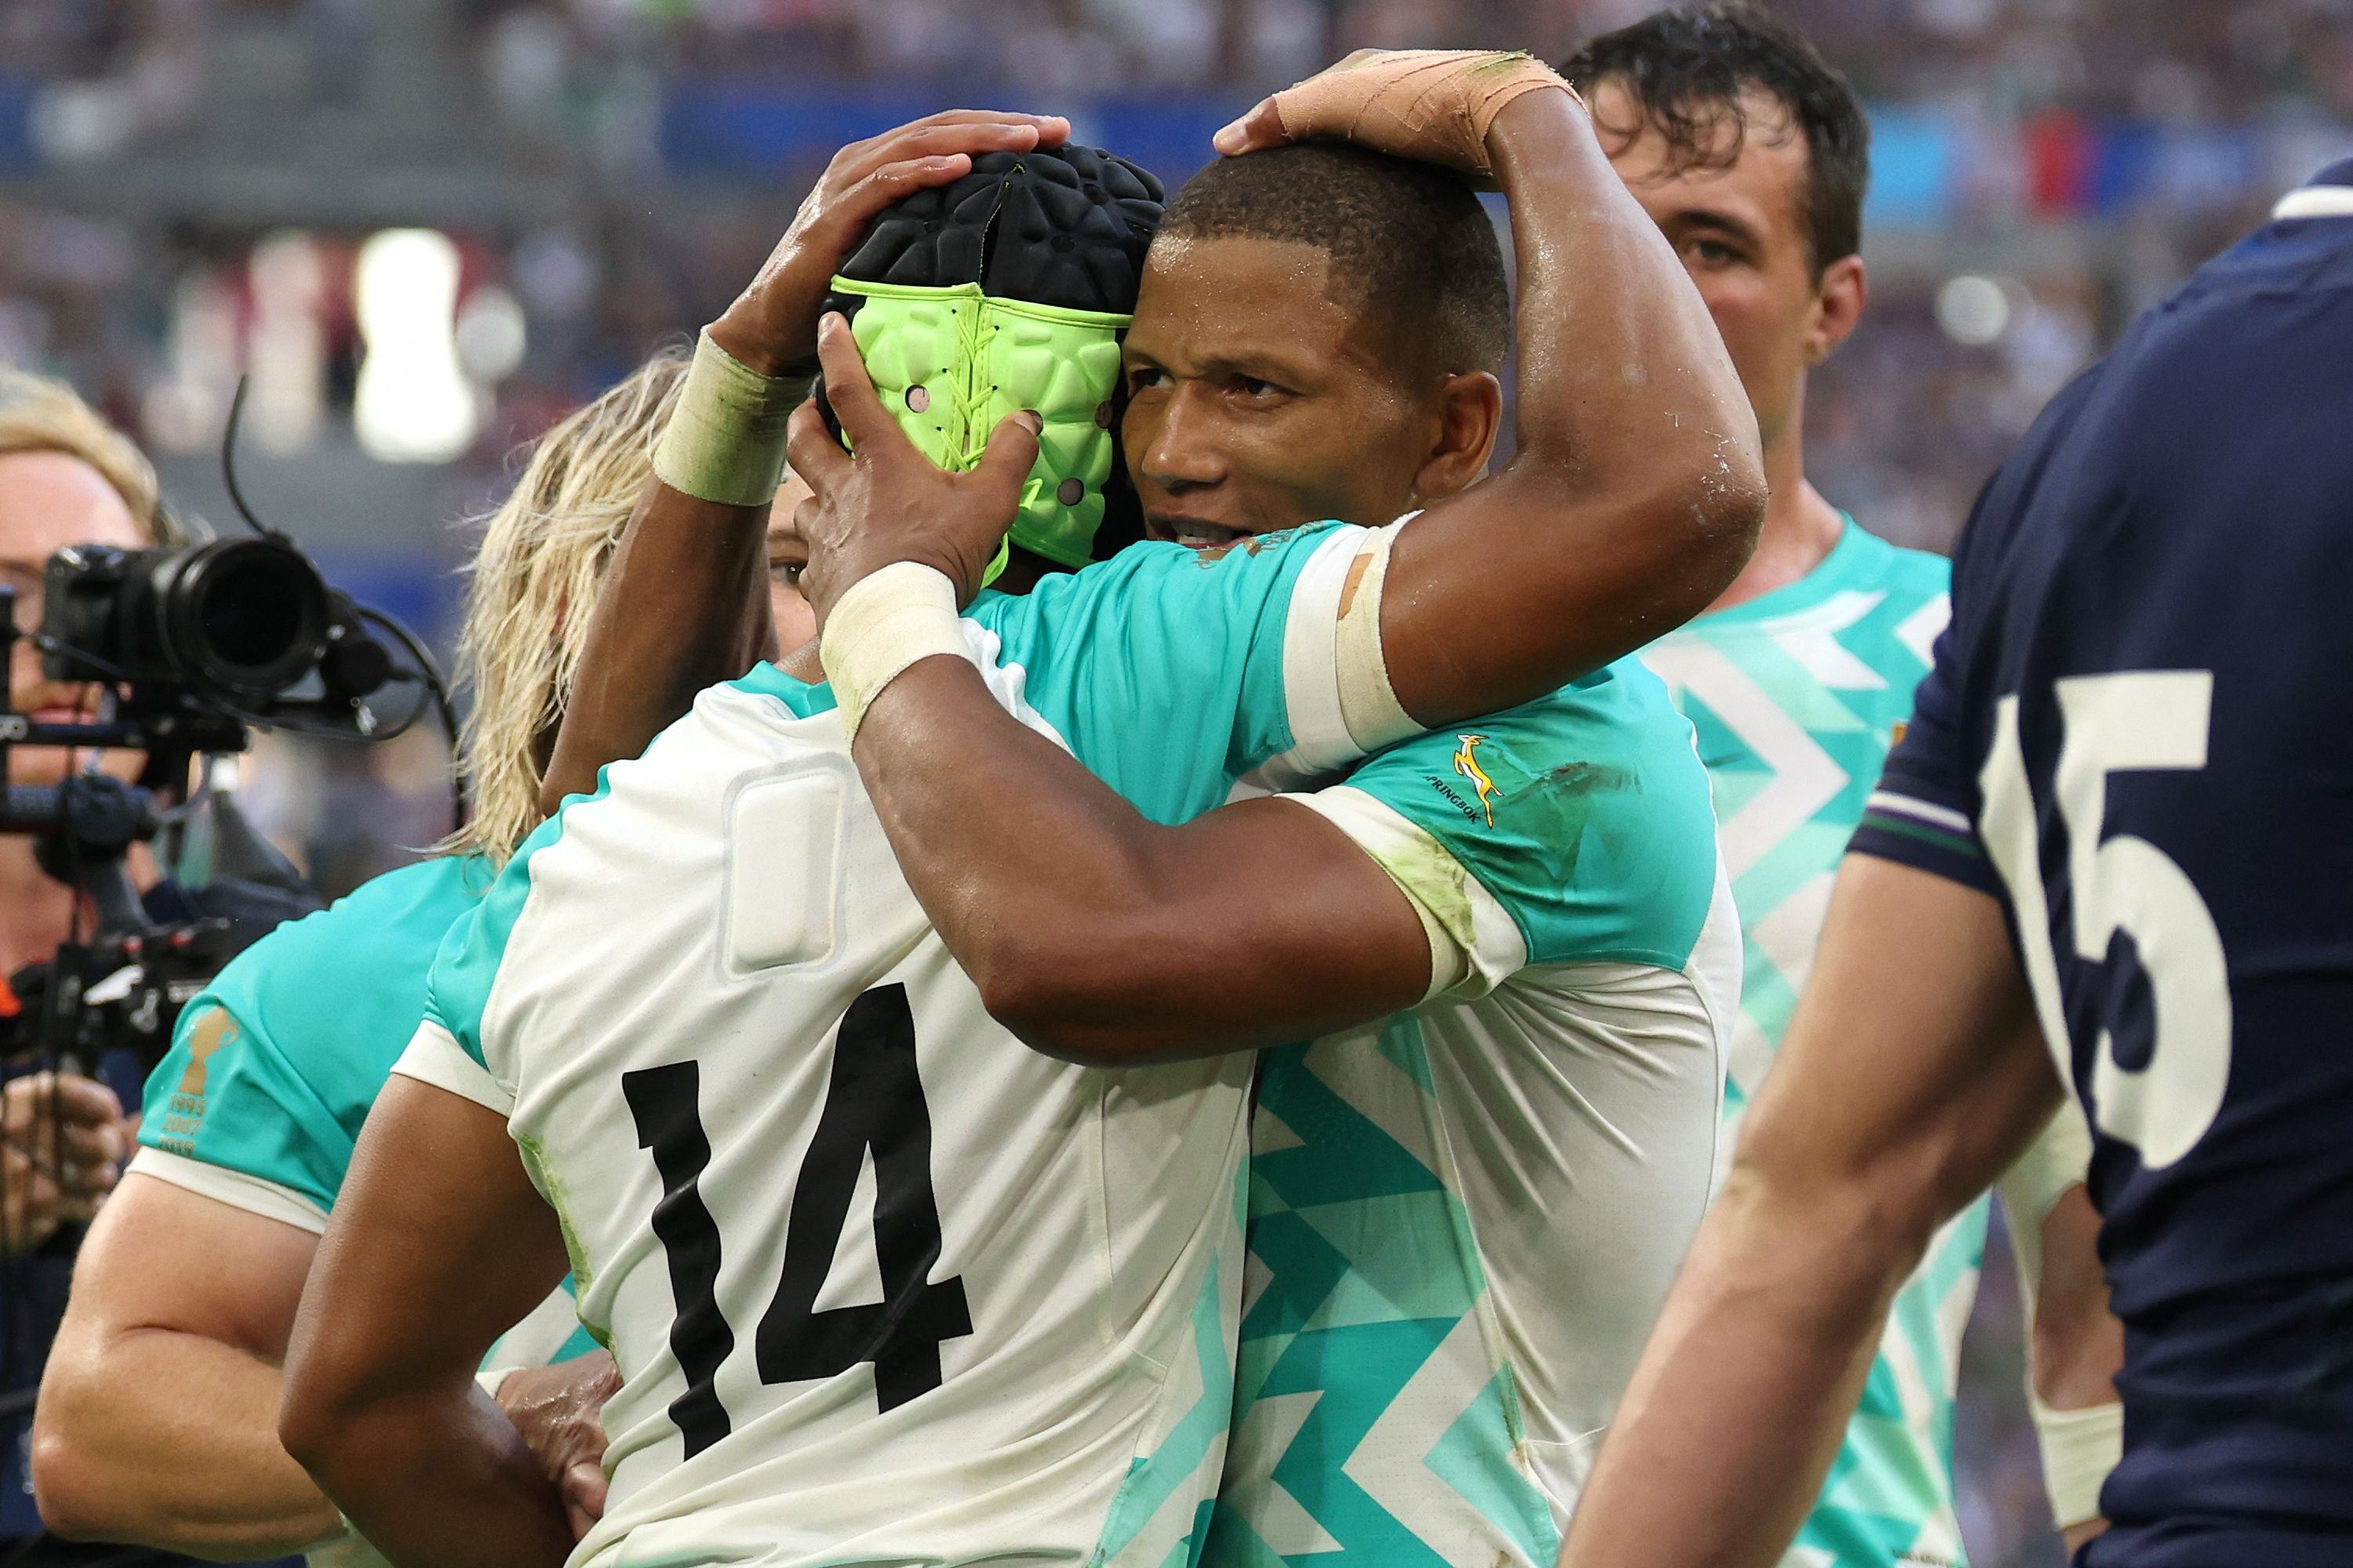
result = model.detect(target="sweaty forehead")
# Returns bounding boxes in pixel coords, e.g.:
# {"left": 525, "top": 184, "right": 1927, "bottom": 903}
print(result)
{"left": 1130, "top": 233, "right": 1393, "bottom": 378}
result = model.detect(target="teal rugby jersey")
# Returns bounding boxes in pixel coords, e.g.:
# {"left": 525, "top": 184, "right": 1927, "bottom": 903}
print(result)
{"left": 400, "top": 524, "right": 1386, "bottom": 1568}
{"left": 1641, "top": 518, "right": 1974, "bottom": 1568}
{"left": 1207, "top": 656, "right": 1739, "bottom": 1568}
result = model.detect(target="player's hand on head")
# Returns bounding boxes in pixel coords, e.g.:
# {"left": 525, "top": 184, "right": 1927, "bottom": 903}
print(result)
{"left": 497, "top": 1351, "right": 622, "bottom": 1542}
{"left": 789, "top": 313, "right": 1040, "bottom": 617}
{"left": 709, "top": 110, "right": 1071, "bottom": 378}
{"left": 1213, "top": 49, "right": 1571, "bottom": 179}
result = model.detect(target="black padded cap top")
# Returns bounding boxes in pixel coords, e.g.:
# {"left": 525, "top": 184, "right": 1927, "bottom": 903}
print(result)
{"left": 829, "top": 144, "right": 1166, "bottom": 315}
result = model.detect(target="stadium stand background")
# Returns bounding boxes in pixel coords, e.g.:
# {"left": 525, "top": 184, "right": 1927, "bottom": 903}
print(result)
{"left": 4, "top": 4, "right": 2346, "bottom": 1563}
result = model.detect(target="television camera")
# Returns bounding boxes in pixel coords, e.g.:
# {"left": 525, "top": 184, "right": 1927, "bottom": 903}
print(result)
{"left": 3, "top": 473, "right": 451, "bottom": 1076}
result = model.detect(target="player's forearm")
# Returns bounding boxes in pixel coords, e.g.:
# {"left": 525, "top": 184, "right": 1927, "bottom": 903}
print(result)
{"left": 33, "top": 1325, "right": 339, "bottom": 1558}
{"left": 1557, "top": 1167, "right": 1920, "bottom": 1568}
{"left": 852, "top": 657, "right": 1198, "bottom": 1046}
{"left": 853, "top": 661, "right": 1424, "bottom": 1059}
{"left": 539, "top": 476, "right": 774, "bottom": 814}
{"left": 1387, "top": 91, "right": 1764, "bottom": 724}
{"left": 285, "top": 1385, "right": 575, "bottom": 1568}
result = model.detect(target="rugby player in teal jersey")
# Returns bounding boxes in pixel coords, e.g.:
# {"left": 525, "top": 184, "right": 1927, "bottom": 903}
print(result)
{"left": 30, "top": 353, "right": 820, "bottom": 1563}
{"left": 276, "top": 54, "right": 1765, "bottom": 1568}
{"left": 1568, "top": 8, "right": 2124, "bottom": 1564}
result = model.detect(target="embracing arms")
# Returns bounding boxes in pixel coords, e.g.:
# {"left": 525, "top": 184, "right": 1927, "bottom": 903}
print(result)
{"left": 784, "top": 58, "right": 1757, "bottom": 1059}
{"left": 538, "top": 111, "right": 1071, "bottom": 811}
{"left": 1300, "top": 78, "right": 1763, "bottom": 723}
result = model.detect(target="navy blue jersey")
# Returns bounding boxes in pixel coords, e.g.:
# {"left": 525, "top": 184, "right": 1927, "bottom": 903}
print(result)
{"left": 1851, "top": 164, "right": 2353, "bottom": 1567}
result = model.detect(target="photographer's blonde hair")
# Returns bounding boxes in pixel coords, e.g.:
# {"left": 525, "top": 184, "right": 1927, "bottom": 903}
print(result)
{"left": 438, "top": 348, "right": 690, "bottom": 866}
{"left": 0, "top": 367, "right": 188, "bottom": 547}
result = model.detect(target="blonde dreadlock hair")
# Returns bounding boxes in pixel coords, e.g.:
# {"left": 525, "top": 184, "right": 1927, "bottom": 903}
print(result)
{"left": 437, "top": 348, "right": 690, "bottom": 866}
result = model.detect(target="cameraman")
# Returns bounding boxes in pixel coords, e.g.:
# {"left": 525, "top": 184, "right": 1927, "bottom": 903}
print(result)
{"left": 1, "top": 370, "right": 181, "bottom": 1547}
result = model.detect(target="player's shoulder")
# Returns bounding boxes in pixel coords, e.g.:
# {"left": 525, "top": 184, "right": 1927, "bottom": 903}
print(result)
{"left": 201, "top": 856, "right": 485, "bottom": 1045}
{"left": 1343, "top": 659, "right": 1720, "bottom": 972}
{"left": 143, "top": 855, "right": 491, "bottom": 1164}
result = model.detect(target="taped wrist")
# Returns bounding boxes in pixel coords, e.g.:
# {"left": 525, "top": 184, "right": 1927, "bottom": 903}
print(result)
{"left": 2032, "top": 1398, "right": 2122, "bottom": 1529}
{"left": 1998, "top": 1099, "right": 2095, "bottom": 1301}
{"left": 1273, "top": 49, "right": 1577, "bottom": 177}
{"left": 652, "top": 328, "right": 808, "bottom": 507}
{"left": 818, "top": 563, "right": 973, "bottom": 747}
{"left": 1334, "top": 519, "right": 1419, "bottom": 755}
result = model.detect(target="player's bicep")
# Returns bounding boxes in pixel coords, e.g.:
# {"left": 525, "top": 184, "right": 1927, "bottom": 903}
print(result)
{"left": 288, "top": 1077, "right": 562, "bottom": 1413}
{"left": 59, "top": 1173, "right": 319, "bottom": 1363}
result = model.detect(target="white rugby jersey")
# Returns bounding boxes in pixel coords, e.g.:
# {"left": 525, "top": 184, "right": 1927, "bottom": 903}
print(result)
{"left": 1206, "top": 662, "right": 1738, "bottom": 1567}
{"left": 394, "top": 525, "right": 1384, "bottom": 1568}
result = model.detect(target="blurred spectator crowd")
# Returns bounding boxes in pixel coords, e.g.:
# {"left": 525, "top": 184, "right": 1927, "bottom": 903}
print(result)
{"left": 4, "top": 1, "right": 2351, "bottom": 566}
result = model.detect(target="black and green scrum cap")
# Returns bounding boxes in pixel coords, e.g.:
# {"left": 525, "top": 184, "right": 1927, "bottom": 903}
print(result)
{"left": 820, "top": 143, "right": 1165, "bottom": 577}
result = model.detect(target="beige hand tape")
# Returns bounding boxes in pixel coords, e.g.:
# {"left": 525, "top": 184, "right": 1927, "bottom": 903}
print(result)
{"left": 1270, "top": 49, "right": 1575, "bottom": 177}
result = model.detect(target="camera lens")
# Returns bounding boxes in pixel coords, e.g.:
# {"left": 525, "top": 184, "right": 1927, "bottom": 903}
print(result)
{"left": 156, "top": 538, "right": 329, "bottom": 698}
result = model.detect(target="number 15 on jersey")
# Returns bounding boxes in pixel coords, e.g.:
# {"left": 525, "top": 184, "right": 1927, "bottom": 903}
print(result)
{"left": 1979, "top": 670, "right": 2233, "bottom": 1171}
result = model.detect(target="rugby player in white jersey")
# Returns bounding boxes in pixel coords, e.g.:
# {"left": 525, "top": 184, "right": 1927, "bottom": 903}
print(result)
{"left": 277, "top": 56, "right": 1764, "bottom": 1568}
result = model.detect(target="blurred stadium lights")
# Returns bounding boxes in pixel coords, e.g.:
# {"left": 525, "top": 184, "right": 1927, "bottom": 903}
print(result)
{"left": 353, "top": 229, "right": 475, "bottom": 465}
{"left": 249, "top": 232, "right": 328, "bottom": 455}
{"left": 1935, "top": 275, "right": 2011, "bottom": 345}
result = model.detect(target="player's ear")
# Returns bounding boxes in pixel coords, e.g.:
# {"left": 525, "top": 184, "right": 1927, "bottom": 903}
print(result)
{"left": 1414, "top": 369, "right": 1503, "bottom": 502}
{"left": 1807, "top": 253, "right": 1867, "bottom": 365}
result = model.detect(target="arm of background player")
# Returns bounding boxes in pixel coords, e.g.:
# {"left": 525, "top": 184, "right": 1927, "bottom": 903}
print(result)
{"left": 279, "top": 1077, "right": 575, "bottom": 1568}
{"left": 857, "top": 655, "right": 1431, "bottom": 1060}
{"left": 1996, "top": 1105, "right": 2123, "bottom": 1555}
{"left": 536, "top": 474, "right": 775, "bottom": 813}
{"left": 1220, "top": 85, "right": 1766, "bottom": 722}
{"left": 1556, "top": 855, "right": 2067, "bottom": 1568}
{"left": 31, "top": 1176, "right": 339, "bottom": 1559}
{"left": 538, "top": 110, "right": 1072, "bottom": 812}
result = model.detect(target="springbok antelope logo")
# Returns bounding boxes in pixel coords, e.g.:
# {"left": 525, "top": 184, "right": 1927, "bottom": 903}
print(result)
{"left": 1452, "top": 733, "right": 1499, "bottom": 827}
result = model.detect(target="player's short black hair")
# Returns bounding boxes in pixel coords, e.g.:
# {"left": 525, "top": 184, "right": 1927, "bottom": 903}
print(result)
{"left": 1563, "top": 2, "right": 1869, "bottom": 275}
{"left": 1158, "top": 142, "right": 1510, "bottom": 380}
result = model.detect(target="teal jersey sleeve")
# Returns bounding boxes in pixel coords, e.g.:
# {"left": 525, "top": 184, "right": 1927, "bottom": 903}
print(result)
{"left": 138, "top": 856, "right": 490, "bottom": 1211}
{"left": 421, "top": 806, "right": 577, "bottom": 1077}
{"left": 1330, "top": 658, "right": 1722, "bottom": 973}
{"left": 965, "top": 525, "right": 1367, "bottom": 824}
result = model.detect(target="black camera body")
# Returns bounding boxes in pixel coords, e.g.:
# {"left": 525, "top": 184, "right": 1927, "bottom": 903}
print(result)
{"left": 42, "top": 537, "right": 391, "bottom": 714}
{"left": 4, "top": 527, "right": 435, "bottom": 1073}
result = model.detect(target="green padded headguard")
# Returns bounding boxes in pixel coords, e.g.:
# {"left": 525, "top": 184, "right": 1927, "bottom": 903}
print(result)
{"left": 821, "top": 144, "right": 1165, "bottom": 578}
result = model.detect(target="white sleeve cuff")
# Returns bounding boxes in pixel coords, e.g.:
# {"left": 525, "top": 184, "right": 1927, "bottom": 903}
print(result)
{"left": 124, "top": 1146, "right": 331, "bottom": 1234}
{"left": 393, "top": 1020, "right": 516, "bottom": 1116}
{"left": 1282, "top": 784, "right": 1526, "bottom": 998}
{"left": 1263, "top": 524, "right": 1403, "bottom": 786}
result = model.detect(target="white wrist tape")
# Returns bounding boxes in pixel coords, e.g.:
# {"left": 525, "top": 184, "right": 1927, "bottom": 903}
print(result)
{"left": 2032, "top": 1397, "right": 2122, "bottom": 1529}
{"left": 819, "top": 562, "right": 973, "bottom": 746}
{"left": 652, "top": 328, "right": 807, "bottom": 508}
{"left": 1334, "top": 518, "right": 1418, "bottom": 755}
{"left": 476, "top": 1364, "right": 519, "bottom": 1402}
